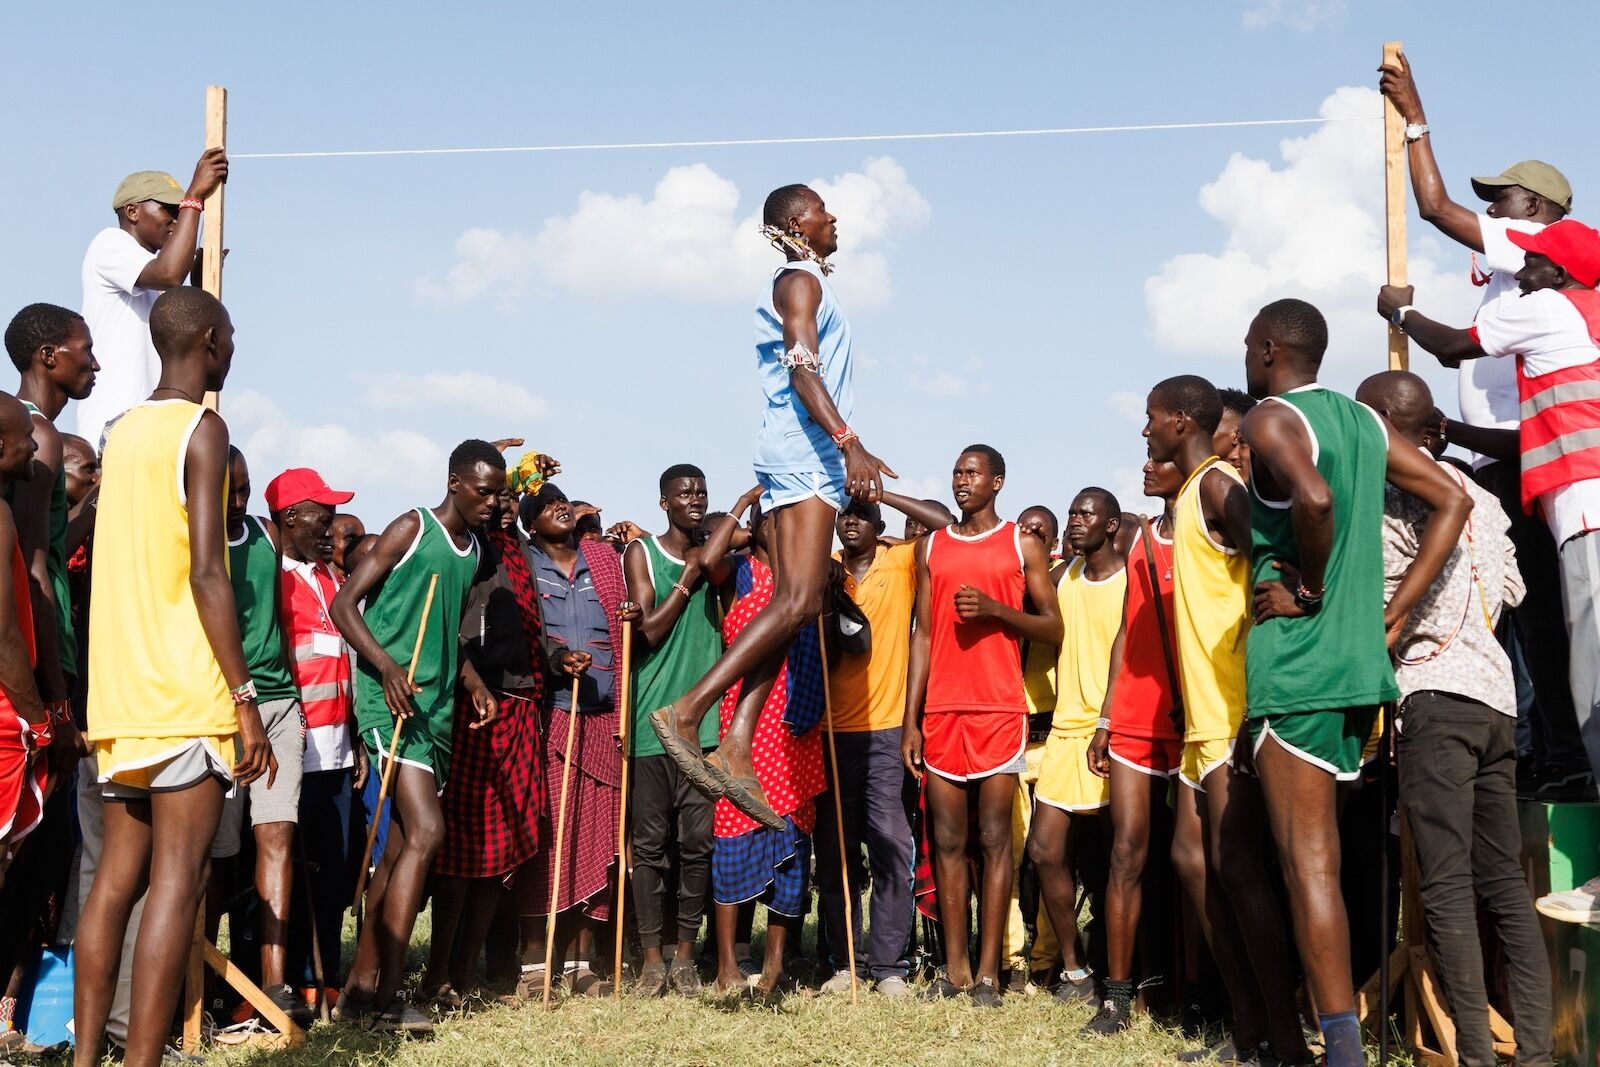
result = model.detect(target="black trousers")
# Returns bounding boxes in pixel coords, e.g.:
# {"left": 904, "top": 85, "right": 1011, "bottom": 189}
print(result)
{"left": 628, "top": 754, "right": 713, "bottom": 951}
{"left": 1397, "top": 691, "right": 1552, "bottom": 1067}
{"left": 1474, "top": 460, "right": 1587, "bottom": 773}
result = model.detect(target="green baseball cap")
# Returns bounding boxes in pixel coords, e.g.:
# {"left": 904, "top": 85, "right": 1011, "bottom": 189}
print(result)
{"left": 111, "top": 170, "right": 186, "bottom": 211}
{"left": 1471, "top": 160, "right": 1573, "bottom": 213}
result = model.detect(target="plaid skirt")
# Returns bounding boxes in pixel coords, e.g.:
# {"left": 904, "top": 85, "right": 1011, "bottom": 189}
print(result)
{"left": 435, "top": 687, "right": 543, "bottom": 879}
{"left": 519, "top": 705, "right": 619, "bottom": 920}
{"left": 711, "top": 807, "right": 813, "bottom": 917}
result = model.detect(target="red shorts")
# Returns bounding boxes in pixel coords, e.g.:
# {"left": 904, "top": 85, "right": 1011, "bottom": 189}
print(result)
{"left": 1108, "top": 732, "right": 1181, "bottom": 776}
{"left": 0, "top": 710, "right": 47, "bottom": 845}
{"left": 922, "top": 709, "right": 1027, "bottom": 782}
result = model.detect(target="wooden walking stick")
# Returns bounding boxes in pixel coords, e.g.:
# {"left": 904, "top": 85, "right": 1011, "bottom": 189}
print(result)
{"left": 1383, "top": 39, "right": 1410, "bottom": 372}
{"left": 543, "top": 674, "right": 584, "bottom": 1008}
{"left": 352, "top": 573, "right": 439, "bottom": 920}
{"left": 816, "top": 615, "right": 859, "bottom": 1004}
{"left": 612, "top": 618, "right": 634, "bottom": 1000}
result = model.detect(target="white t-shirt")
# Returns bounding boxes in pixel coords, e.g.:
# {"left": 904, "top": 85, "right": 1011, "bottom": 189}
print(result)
{"left": 1457, "top": 216, "right": 1545, "bottom": 467}
{"left": 1473, "top": 286, "right": 1600, "bottom": 547}
{"left": 78, "top": 227, "right": 162, "bottom": 451}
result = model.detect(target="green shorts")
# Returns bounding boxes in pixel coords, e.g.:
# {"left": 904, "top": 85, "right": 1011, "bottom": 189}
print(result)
{"left": 1247, "top": 706, "right": 1380, "bottom": 781}
{"left": 361, "top": 714, "right": 451, "bottom": 794}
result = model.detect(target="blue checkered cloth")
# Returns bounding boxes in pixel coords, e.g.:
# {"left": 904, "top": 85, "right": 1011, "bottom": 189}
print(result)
{"left": 783, "top": 618, "right": 824, "bottom": 737}
{"left": 712, "top": 815, "right": 812, "bottom": 917}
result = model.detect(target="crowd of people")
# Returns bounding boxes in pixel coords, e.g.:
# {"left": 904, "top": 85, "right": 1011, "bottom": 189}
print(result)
{"left": 1, "top": 54, "right": 1598, "bottom": 1067}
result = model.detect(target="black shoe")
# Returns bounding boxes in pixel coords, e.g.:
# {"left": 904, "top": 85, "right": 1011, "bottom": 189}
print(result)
{"left": 1083, "top": 998, "right": 1132, "bottom": 1035}
{"left": 969, "top": 976, "right": 1003, "bottom": 1008}
{"left": 921, "top": 972, "right": 963, "bottom": 1001}
{"left": 264, "top": 983, "right": 314, "bottom": 1029}
{"left": 1052, "top": 971, "right": 1097, "bottom": 1005}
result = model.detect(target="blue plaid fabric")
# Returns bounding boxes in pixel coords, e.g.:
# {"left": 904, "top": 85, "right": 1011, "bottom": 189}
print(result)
{"left": 712, "top": 815, "right": 812, "bottom": 916}
{"left": 783, "top": 620, "right": 824, "bottom": 737}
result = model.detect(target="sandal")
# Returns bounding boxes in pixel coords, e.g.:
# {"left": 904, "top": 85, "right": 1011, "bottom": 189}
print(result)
{"left": 703, "top": 753, "right": 785, "bottom": 830}
{"left": 417, "top": 983, "right": 465, "bottom": 1013}
{"left": 633, "top": 964, "right": 669, "bottom": 999}
{"left": 515, "top": 964, "right": 556, "bottom": 1002}
{"left": 367, "top": 995, "right": 434, "bottom": 1035}
{"left": 649, "top": 707, "right": 723, "bottom": 797}
{"left": 567, "top": 966, "right": 614, "bottom": 998}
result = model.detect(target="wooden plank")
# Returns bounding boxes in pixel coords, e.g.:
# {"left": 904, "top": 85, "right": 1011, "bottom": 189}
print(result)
{"left": 1412, "top": 946, "right": 1460, "bottom": 1065}
{"left": 1356, "top": 944, "right": 1406, "bottom": 1034}
{"left": 202, "top": 85, "right": 226, "bottom": 410}
{"left": 1382, "top": 40, "right": 1409, "bottom": 371}
{"left": 182, "top": 908, "right": 205, "bottom": 1052}
{"left": 203, "top": 941, "right": 306, "bottom": 1046}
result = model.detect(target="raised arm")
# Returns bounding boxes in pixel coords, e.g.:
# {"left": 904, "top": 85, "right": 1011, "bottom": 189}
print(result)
{"left": 133, "top": 149, "right": 229, "bottom": 290}
{"left": 878, "top": 490, "right": 955, "bottom": 534}
{"left": 1378, "top": 53, "right": 1483, "bottom": 251}
{"left": 186, "top": 412, "right": 271, "bottom": 786}
{"left": 774, "top": 269, "right": 897, "bottom": 502}
{"left": 1377, "top": 287, "right": 1487, "bottom": 367}
{"left": 330, "top": 509, "right": 424, "bottom": 717}
{"left": 696, "top": 485, "right": 762, "bottom": 588}
{"left": 1381, "top": 422, "right": 1473, "bottom": 641}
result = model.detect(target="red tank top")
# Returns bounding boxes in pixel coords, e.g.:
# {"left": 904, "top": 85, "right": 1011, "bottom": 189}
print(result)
{"left": 1107, "top": 524, "right": 1179, "bottom": 739}
{"left": 925, "top": 521, "right": 1027, "bottom": 714}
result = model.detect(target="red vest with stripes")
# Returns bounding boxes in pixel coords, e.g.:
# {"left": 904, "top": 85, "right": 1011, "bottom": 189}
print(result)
{"left": 277, "top": 560, "right": 351, "bottom": 732}
{"left": 1516, "top": 288, "right": 1600, "bottom": 512}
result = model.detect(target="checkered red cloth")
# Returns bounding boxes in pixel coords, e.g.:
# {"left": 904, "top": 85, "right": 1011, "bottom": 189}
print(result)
{"left": 911, "top": 781, "right": 983, "bottom": 923}
{"left": 435, "top": 529, "right": 548, "bottom": 879}
{"left": 520, "top": 703, "right": 620, "bottom": 920}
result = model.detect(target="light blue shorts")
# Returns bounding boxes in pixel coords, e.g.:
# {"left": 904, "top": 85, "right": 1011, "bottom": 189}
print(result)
{"left": 756, "top": 470, "right": 846, "bottom": 514}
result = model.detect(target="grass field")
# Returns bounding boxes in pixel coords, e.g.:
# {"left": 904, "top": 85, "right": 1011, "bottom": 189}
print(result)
{"left": 154, "top": 908, "right": 1396, "bottom": 1067}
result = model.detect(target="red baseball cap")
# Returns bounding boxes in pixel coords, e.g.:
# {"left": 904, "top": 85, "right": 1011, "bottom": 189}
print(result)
{"left": 264, "top": 468, "right": 354, "bottom": 512}
{"left": 1509, "top": 220, "right": 1600, "bottom": 289}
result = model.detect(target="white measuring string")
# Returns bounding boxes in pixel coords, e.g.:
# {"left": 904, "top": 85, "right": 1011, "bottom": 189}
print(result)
{"left": 232, "top": 115, "right": 1378, "bottom": 160}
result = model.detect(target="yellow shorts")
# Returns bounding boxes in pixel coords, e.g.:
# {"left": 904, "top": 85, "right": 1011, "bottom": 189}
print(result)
{"left": 1035, "top": 731, "right": 1109, "bottom": 813}
{"left": 1179, "top": 737, "right": 1236, "bottom": 792}
{"left": 94, "top": 735, "right": 235, "bottom": 792}
{"left": 1360, "top": 706, "right": 1386, "bottom": 766}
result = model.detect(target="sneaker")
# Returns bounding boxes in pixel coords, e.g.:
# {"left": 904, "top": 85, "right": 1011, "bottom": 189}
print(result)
{"left": 819, "top": 970, "right": 859, "bottom": 995}
{"left": 633, "top": 964, "right": 668, "bottom": 999}
{"left": 1083, "top": 998, "right": 1132, "bottom": 1035}
{"left": 921, "top": 972, "right": 964, "bottom": 1001}
{"left": 366, "top": 996, "right": 434, "bottom": 1035}
{"left": 1052, "top": 971, "right": 1097, "bottom": 1005}
{"left": 875, "top": 975, "right": 913, "bottom": 999}
{"left": 667, "top": 960, "right": 703, "bottom": 998}
{"left": 264, "top": 983, "right": 315, "bottom": 1029}
{"left": 969, "top": 976, "right": 1003, "bottom": 1009}
{"left": 1537, "top": 875, "right": 1600, "bottom": 923}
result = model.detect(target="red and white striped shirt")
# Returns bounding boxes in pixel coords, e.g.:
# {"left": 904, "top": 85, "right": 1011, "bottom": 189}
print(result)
{"left": 278, "top": 556, "right": 353, "bottom": 772}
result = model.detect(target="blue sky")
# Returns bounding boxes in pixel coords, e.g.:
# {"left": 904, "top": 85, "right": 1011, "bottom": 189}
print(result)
{"left": 7, "top": 1, "right": 1598, "bottom": 534}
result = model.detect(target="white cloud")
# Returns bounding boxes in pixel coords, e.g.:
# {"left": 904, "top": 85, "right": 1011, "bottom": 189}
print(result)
{"left": 1144, "top": 86, "right": 1479, "bottom": 371}
{"left": 225, "top": 388, "right": 448, "bottom": 497}
{"left": 359, "top": 370, "right": 548, "bottom": 424}
{"left": 917, "top": 371, "right": 964, "bottom": 398}
{"left": 1109, "top": 390, "right": 1148, "bottom": 425}
{"left": 416, "top": 157, "right": 929, "bottom": 311}
{"left": 1108, "top": 466, "right": 1153, "bottom": 518}
{"left": 1241, "top": 0, "right": 1347, "bottom": 30}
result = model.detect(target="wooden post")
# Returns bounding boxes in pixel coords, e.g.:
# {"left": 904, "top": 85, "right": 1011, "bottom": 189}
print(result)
{"left": 1382, "top": 41, "right": 1409, "bottom": 371}
{"left": 202, "top": 85, "right": 226, "bottom": 409}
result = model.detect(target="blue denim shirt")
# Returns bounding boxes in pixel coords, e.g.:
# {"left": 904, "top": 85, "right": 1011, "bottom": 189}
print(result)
{"left": 528, "top": 543, "right": 614, "bottom": 712}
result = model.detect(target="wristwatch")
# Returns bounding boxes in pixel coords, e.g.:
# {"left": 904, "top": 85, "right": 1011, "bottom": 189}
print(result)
{"left": 1403, "top": 123, "right": 1429, "bottom": 144}
{"left": 1390, "top": 304, "right": 1415, "bottom": 328}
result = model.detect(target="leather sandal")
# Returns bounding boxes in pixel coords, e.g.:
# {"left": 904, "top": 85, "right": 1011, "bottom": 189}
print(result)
{"left": 648, "top": 707, "right": 723, "bottom": 798}
{"left": 704, "top": 752, "right": 786, "bottom": 830}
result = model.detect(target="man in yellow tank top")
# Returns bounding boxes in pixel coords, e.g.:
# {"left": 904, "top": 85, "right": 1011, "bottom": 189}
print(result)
{"left": 75, "top": 288, "right": 273, "bottom": 1067}
{"left": 1145, "top": 375, "right": 1311, "bottom": 1065}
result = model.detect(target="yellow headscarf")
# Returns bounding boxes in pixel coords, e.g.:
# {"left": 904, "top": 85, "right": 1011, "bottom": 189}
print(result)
{"left": 507, "top": 450, "right": 551, "bottom": 495}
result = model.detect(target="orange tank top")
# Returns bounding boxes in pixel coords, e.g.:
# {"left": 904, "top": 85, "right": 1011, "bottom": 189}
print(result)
{"left": 925, "top": 521, "right": 1027, "bottom": 714}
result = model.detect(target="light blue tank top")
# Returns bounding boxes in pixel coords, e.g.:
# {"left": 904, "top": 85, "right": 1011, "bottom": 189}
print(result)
{"left": 752, "top": 259, "right": 854, "bottom": 475}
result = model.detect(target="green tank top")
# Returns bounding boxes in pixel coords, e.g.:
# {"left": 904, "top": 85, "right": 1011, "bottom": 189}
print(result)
{"left": 228, "top": 515, "right": 298, "bottom": 703}
{"left": 1246, "top": 386, "right": 1400, "bottom": 715}
{"left": 13, "top": 402, "right": 76, "bottom": 681}
{"left": 630, "top": 536, "right": 723, "bottom": 756}
{"left": 354, "top": 507, "right": 479, "bottom": 727}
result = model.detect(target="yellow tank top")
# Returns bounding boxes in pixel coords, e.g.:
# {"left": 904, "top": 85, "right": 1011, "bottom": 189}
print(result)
{"left": 1172, "top": 458, "right": 1250, "bottom": 742}
{"left": 87, "top": 400, "right": 234, "bottom": 741}
{"left": 1022, "top": 638, "right": 1057, "bottom": 715}
{"left": 1052, "top": 557, "right": 1126, "bottom": 737}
